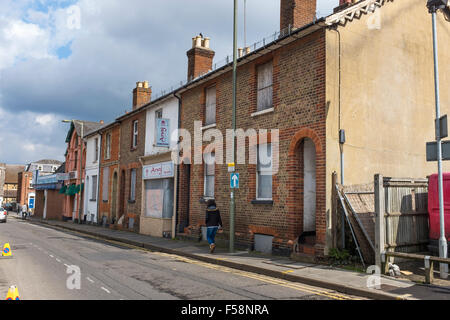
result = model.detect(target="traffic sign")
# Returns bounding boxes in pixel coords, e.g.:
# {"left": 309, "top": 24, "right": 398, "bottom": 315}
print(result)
{"left": 426, "top": 140, "right": 450, "bottom": 161}
{"left": 230, "top": 173, "right": 239, "bottom": 189}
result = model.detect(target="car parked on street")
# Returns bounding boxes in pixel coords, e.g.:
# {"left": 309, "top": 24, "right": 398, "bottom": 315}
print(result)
{"left": 0, "top": 208, "right": 7, "bottom": 223}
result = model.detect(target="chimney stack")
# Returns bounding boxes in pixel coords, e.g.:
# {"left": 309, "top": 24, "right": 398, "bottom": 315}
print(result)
{"left": 280, "top": 0, "right": 317, "bottom": 31}
{"left": 186, "top": 34, "right": 215, "bottom": 82}
{"left": 334, "top": 0, "right": 354, "bottom": 12}
{"left": 132, "top": 81, "right": 151, "bottom": 110}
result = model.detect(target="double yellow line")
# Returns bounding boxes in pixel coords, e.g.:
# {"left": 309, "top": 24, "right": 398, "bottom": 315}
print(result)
{"left": 152, "top": 251, "right": 358, "bottom": 300}
{"left": 47, "top": 226, "right": 359, "bottom": 300}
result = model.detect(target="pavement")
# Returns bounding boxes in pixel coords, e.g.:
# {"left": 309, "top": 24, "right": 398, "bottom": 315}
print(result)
{"left": 15, "top": 215, "right": 450, "bottom": 300}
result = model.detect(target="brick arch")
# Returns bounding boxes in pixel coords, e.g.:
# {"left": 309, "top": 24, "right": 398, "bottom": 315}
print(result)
{"left": 286, "top": 127, "right": 326, "bottom": 255}
{"left": 288, "top": 128, "right": 323, "bottom": 158}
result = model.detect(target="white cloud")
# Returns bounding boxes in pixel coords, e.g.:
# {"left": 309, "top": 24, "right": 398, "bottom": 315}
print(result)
{"left": 0, "top": 0, "right": 339, "bottom": 164}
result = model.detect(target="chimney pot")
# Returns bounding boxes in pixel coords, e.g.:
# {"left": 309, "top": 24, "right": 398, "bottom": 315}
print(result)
{"left": 187, "top": 35, "right": 215, "bottom": 81}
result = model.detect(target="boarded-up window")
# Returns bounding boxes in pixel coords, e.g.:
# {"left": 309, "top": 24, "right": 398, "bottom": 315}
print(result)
{"left": 205, "top": 86, "right": 216, "bottom": 126}
{"left": 102, "top": 167, "right": 109, "bottom": 201}
{"left": 130, "top": 169, "right": 136, "bottom": 201}
{"left": 204, "top": 152, "right": 215, "bottom": 198}
{"left": 94, "top": 138, "right": 99, "bottom": 162}
{"left": 144, "top": 179, "right": 174, "bottom": 219}
{"left": 92, "top": 175, "right": 98, "bottom": 201}
{"left": 257, "top": 144, "right": 272, "bottom": 199}
{"left": 105, "top": 133, "right": 111, "bottom": 160}
{"left": 257, "top": 61, "right": 273, "bottom": 112}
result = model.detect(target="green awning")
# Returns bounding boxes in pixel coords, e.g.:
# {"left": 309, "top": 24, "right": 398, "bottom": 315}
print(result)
{"left": 59, "top": 185, "right": 67, "bottom": 194}
{"left": 65, "top": 184, "right": 77, "bottom": 196}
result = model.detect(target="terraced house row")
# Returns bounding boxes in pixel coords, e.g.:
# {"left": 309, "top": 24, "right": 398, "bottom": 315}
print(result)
{"left": 33, "top": 0, "right": 450, "bottom": 259}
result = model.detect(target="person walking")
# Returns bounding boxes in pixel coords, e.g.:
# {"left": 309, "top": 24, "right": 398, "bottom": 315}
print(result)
{"left": 205, "top": 199, "right": 222, "bottom": 254}
{"left": 21, "top": 203, "right": 28, "bottom": 220}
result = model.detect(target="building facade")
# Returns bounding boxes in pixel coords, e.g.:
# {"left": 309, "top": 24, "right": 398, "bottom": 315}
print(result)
{"left": 116, "top": 82, "right": 151, "bottom": 232}
{"left": 140, "top": 95, "right": 179, "bottom": 237}
{"left": 83, "top": 129, "right": 102, "bottom": 223}
{"left": 62, "top": 121, "right": 103, "bottom": 222}
{"left": 98, "top": 122, "right": 121, "bottom": 226}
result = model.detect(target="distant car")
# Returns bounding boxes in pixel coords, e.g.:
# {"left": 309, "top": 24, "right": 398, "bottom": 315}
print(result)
{"left": 4, "top": 203, "right": 12, "bottom": 212}
{"left": 0, "top": 208, "right": 7, "bottom": 223}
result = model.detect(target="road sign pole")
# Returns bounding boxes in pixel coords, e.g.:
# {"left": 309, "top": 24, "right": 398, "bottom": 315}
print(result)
{"left": 230, "top": 0, "right": 238, "bottom": 253}
{"left": 431, "top": 8, "right": 448, "bottom": 278}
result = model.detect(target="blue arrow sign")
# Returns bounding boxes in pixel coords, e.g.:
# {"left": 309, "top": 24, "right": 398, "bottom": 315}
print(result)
{"left": 230, "top": 173, "right": 239, "bottom": 189}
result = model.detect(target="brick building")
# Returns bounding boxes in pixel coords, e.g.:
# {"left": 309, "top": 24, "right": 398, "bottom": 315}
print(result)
{"left": 62, "top": 121, "right": 103, "bottom": 222}
{"left": 115, "top": 81, "right": 151, "bottom": 232}
{"left": 34, "top": 164, "right": 65, "bottom": 220}
{"left": 17, "top": 159, "right": 62, "bottom": 209}
{"left": 98, "top": 121, "right": 121, "bottom": 226}
{"left": 174, "top": 0, "right": 450, "bottom": 258}
{"left": 2, "top": 165, "right": 25, "bottom": 205}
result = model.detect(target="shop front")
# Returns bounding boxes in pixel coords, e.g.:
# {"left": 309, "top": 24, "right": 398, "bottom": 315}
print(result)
{"left": 140, "top": 160, "right": 175, "bottom": 238}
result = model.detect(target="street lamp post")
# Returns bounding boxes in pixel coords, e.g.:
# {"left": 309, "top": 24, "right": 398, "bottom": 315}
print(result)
{"left": 62, "top": 120, "right": 84, "bottom": 225}
{"left": 427, "top": 0, "right": 449, "bottom": 279}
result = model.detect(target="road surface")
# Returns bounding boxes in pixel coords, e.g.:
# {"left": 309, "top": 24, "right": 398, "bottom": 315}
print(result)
{"left": 0, "top": 216, "right": 363, "bottom": 300}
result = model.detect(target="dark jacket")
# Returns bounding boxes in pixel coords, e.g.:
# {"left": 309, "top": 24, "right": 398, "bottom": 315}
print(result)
{"left": 205, "top": 205, "right": 222, "bottom": 227}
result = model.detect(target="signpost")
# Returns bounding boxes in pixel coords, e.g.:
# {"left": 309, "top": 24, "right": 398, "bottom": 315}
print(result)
{"left": 230, "top": 173, "right": 239, "bottom": 189}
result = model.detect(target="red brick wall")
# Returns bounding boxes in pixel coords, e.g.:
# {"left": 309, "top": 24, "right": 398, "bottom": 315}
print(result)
{"left": 35, "top": 189, "right": 64, "bottom": 220}
{"left": 178, "top": 30, "right": 326, "bottom": 256}
{"left": 187, "top": 47, "right": 215, "bottom": 81}
{"left": 99, "top": 124, "right": 120, "bottom": 224}
{"left": 118, "top": 111, "right": 146, "bottom": 232}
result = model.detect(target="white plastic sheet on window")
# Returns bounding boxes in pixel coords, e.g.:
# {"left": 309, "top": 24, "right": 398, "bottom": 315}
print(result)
{"left": 257, "top": 144, "right": 272, "bottom": 199}
{"left": 204, "top": 152, "right": 215, "bottom": 198}
{"left": 102, "top": 167, "right": 109, "bottom": 201}
{"left": 144, "top": 179, "right": 174, "bottom": 219}
{"left": 205, "top": 86, "right": 216, "bottom": 126}
{"left": 130, "top": 169, "right": 136, "bottom": 201}
{"left": 257, "top": 61, "right": 273, "bottom": 112}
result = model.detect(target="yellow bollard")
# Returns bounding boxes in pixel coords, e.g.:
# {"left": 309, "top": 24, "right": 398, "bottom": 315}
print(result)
{"left": 2, "top": 243, "right": 12, "bottom": 257}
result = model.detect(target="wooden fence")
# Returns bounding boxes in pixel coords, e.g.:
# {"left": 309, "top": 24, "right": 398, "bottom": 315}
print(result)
{"left": 374, "top": 174, "right": 429, "bottom": 267}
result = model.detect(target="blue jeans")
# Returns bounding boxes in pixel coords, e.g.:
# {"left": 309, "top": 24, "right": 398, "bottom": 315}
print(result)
{"left": 206, "top": 227, "right": 219, "bottom": 245}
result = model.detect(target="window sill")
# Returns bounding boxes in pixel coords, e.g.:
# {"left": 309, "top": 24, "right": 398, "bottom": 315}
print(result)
{"left": 103, "top": 200, "right": 108, "bottom": 203}
{"left": 251, "top": 107, "right": 274, "bottom": 118}
{"left": 128, "top": 200, "right": 136, "bottom": 204}
{"left": 200, "top": 197, "right": 214, "bottom": 204}
{"left": 201, "top": 123, "right": 216, "bottom": 131}
{"left": 89, "top": 199, "right": 97, "bottom": 202}
{"left": 251, "top": 199, "right": 273, "bottom": 205}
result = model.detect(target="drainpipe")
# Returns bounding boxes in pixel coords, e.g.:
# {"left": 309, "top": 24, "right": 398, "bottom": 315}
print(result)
{"left": 330, "top": 25, "right": 346, "bottom": 249}
{"left": 174, "top": 93, "right": 182, "bottom": 238}
{"left": 96, "top": 134, "right": 102, "bottom": 225}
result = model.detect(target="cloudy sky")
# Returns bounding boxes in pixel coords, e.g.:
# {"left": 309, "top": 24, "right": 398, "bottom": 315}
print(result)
{"left": 0, "top": 0, "right": 338, "bottom": 165}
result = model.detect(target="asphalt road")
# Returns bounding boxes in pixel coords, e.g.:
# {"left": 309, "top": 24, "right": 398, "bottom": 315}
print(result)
{"left": 0, "top": 216, "right": 363, "bottom": 300}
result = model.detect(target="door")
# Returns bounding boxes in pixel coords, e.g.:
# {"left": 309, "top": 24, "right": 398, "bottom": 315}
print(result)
{"left": 303, "top": 138, "right": 316, "bottom": 233}
{"left": 112, "top": 172, "right": 118, "bottom": 222}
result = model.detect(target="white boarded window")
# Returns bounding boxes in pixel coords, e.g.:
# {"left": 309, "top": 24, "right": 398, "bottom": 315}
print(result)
{"left": 132, "top": 120, "right": 138, "bottom": 148}
{"left": 102, "top": 167, "right": 109, "bottom": 201}
{"left": 105, "top": 133, "right": 111, "bottom": 160}
{"left": 204, "top": 152, "right": 215, "bottom": 198}
{"left": 257, "top": 61, "right": 273, "bottom": 112}
{"left": 205, "top": 86, "right": 216, "bottom": 126}
{"left": 130, "top": 169, "right": 136, "bottom": 201}
{"left": 91, "top": 175, "right": 98, "bottom": 201}
{"left": 257, "top": 143, "right": 272, "bottom": 200}
{"left": 94, "top": 138, "right": 99, "bottom": 162}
